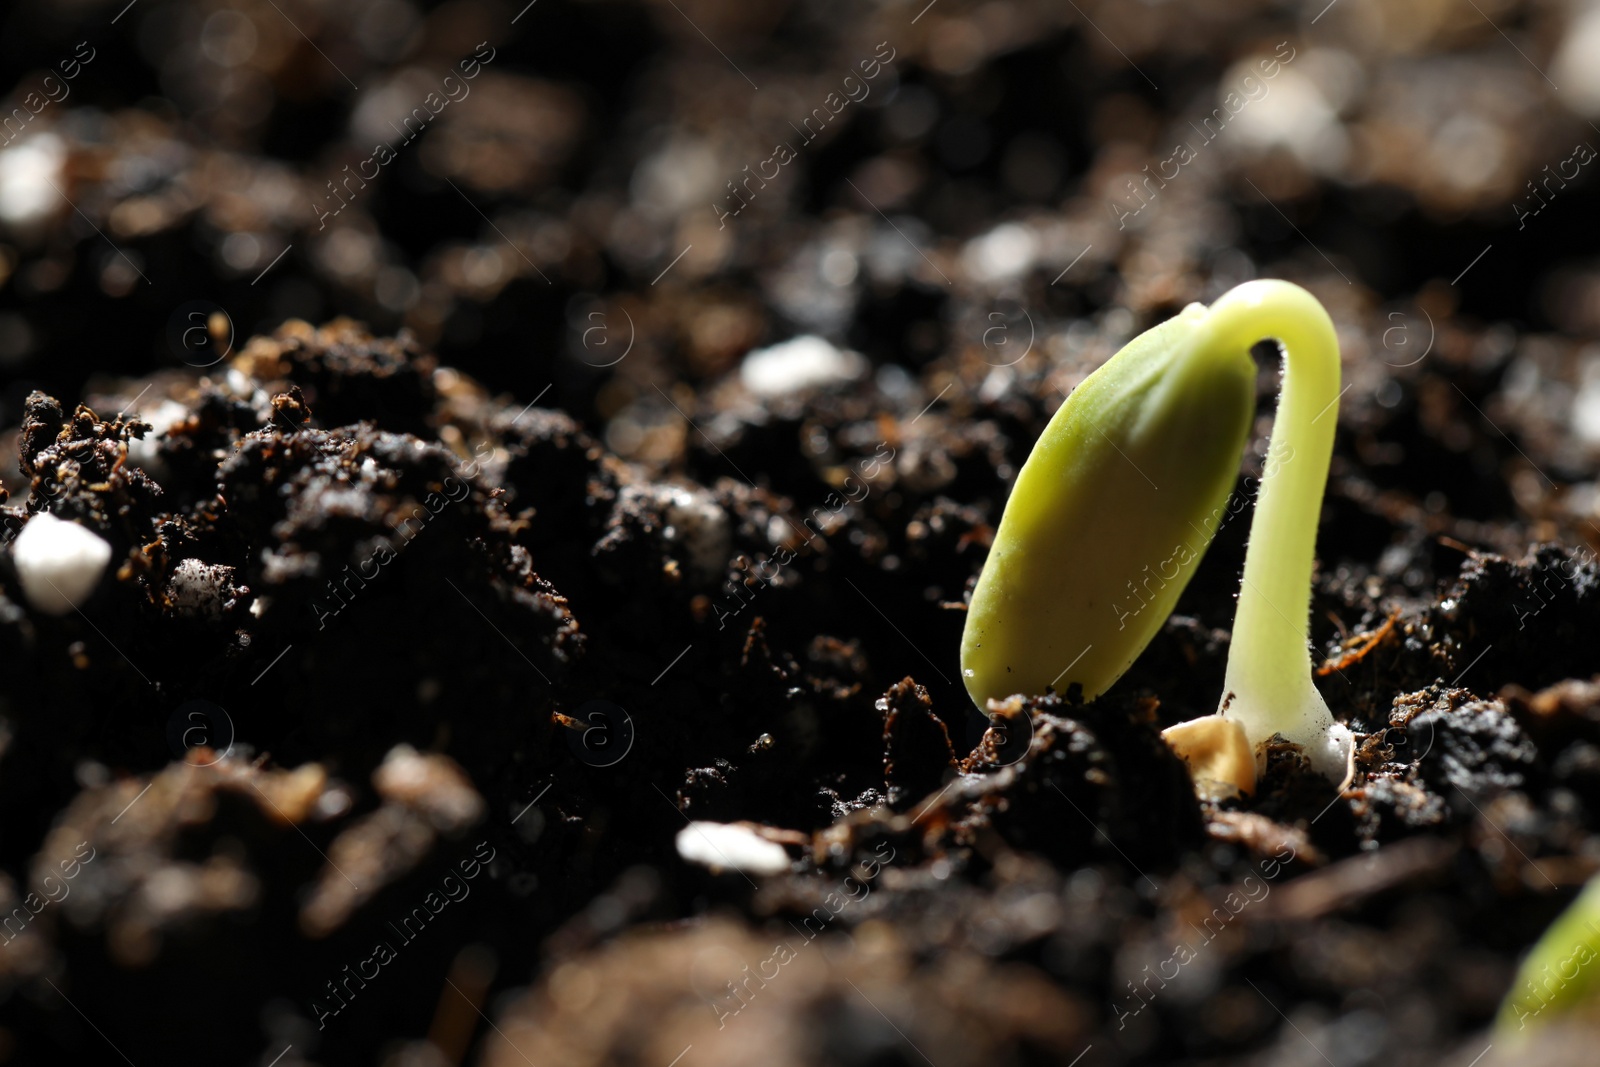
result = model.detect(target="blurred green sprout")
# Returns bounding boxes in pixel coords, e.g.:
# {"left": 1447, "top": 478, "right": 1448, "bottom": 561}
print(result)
{"left": 1497, "top": 874, "right": 1600, "bottom": 1035}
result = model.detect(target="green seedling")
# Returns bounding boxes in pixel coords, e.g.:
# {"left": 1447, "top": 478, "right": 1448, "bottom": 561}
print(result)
{"left": 961, "top": 280, "right": 1352, "bottom": 789}
{"left": 960, "top": 299, "right": 1255, "bottom": 707}
{"left": 1496, "top": 873, "right": 1600, "bottom": 1035}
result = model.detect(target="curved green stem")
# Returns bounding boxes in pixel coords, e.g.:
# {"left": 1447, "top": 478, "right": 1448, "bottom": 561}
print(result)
{"left": 1200, "top": 280, "right": 1349, "bottom": 777}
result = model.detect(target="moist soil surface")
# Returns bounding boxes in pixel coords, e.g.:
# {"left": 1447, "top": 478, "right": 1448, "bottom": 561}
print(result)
{"left": 3, "top": 2, "right": 1600, "bottom": 1066}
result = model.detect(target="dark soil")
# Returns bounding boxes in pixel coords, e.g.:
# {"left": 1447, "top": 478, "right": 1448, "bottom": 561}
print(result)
{"left": 2, "top": 2, "right": 1600, "bottom": 1066}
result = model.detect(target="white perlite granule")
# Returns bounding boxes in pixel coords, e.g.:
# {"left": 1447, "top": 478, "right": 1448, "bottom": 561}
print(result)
{"left": 0, "top": 133, "right": 65, "bottom": 228}
{"left": 674, "top": 821, "right": 791, "bottom": 876}
{"left": 659, "top": 484, "right": 730, "bottom": 581}
{"left": 11, "top": 512, "right": 113, "bottom": 615}
{"left": 164, "top": 558, "right": 238, "bottom": 619}
{"left": 612, "top": 483, "right": 731, "bottom": 585}
{"left": 126, "top": 399, "right": 190, "bottom": 472}
{"left": 739, "top": 335, "right": 866, "bottom": 397}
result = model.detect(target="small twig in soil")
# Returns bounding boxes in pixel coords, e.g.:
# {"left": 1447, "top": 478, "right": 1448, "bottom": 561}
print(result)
{"left": 1316, "top": 609, "right": 1401, "bottom": 676}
